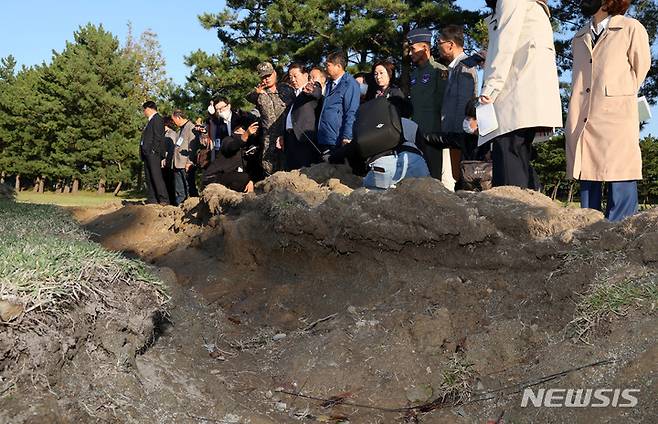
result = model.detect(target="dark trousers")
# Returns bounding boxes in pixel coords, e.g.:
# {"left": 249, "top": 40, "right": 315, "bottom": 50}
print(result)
{"left": 143, "top": 154, "right": 169, "bottom": 204}
{"left": 284, "top": 130, "right": 319, "bottom": 170}
{"left": 173, "top": 168, "right": 189, "bottom": 206}
{"left": 186, "top": 167, "right": 199, "bottom": 197}
{"left": 318, "top": 143, "right": 339, "bottom": 154}
{"left": 423, "top": 143, "right": 444, "bottom": 180}
{"left": 162, "top": 168, "right": 176, "bottom": 205}
{"left": 491, "top": 128, "right": 538, "bottom": 189}
{"left": 580, "top": 180, "right": 638, "bottom": 222}
{"left": 327, "top": 142, "right": 367, "bottom": 176}
{"left": 262, "top": 132, "right": 285, "bottom": 175}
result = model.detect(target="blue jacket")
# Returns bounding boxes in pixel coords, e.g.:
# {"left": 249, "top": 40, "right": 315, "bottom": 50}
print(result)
{"left": 317, "top": 72, "right": 360, "bottom": 146}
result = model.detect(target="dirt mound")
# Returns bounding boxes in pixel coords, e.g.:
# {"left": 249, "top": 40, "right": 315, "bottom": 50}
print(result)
{"left": 300, "top": 162, "right": 363, "bottom": 189}
{"left": 8, "top": 166, "right": 657, "bottom": 423}
{"left": 458, "top": 186, "right": 604, "bottom": 240}
{"left": 79, "top": 203, "right": 192, "bottom": 260}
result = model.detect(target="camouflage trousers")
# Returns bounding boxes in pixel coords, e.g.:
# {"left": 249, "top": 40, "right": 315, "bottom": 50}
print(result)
{"left": 261, "top": 131, "right": 285, "bottom": 175}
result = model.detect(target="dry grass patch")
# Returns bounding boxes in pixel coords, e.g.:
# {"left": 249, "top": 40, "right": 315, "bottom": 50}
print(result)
{"left": 0, "top": 199, "right": 168, "bottom": 326}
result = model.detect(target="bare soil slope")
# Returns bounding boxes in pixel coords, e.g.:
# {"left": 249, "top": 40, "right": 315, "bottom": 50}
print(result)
{"left": 8, "top": 165, "right": 657, "bottom": 423}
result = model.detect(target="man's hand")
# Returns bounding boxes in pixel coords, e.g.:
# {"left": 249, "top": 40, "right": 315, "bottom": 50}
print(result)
{"left": 161, "top": 159, "right": 166, "bottom": 168}
{"left": 478, "top": 95, "right": 493, "bottom": 105}
{"left": 244, "top": 180, "right": 254, "bottom": 193}
{"left": 246, "top": 122, "right": 259, "bottom": 136}
{"left": 276, "top": 136, "right": 284, "bottom": 150}
{"left": 234, "top": 126, "right": 246, "bottom": 141}
{"left": 303, "top": 82, "right": 315, "bottom": 94}
{"left": 255, "top": 82, "right": 266, "bottom": 94}
{"left": 236, "top": 122, "right": 259, "bottom": 142}
{"left": 342, "top": 138, "right": 351, "bottom": 146}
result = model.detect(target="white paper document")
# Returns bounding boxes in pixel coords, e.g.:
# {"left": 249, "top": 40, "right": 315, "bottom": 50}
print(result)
{"left": 476, "top": 102, "right": 498, "bottom": 145}
{"left": 638, "top": 96, "right": 652, "bottom": 122}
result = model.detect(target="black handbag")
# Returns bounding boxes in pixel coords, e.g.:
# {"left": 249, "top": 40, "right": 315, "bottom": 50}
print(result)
{"left": 460, "top": 160, "right": 493, "bottom": 191}
{"left": 354, "top": 97, "right": 403, "bottom": 159}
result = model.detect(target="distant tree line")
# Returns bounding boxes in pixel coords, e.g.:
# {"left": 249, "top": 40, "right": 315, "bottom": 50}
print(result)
{"left": 0, "top": 24, "right": 172, "bottom": 194}
{"left": 533, "top": 135, "right": 658, "bottom": 205}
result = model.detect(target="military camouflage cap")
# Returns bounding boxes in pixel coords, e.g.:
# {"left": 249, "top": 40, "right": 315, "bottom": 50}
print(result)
{"left": 257, "top": 61, "right": 275, "bottom": 77}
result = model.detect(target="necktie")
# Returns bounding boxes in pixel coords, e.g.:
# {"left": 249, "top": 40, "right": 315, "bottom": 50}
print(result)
{"left": 326, "top": 80, "right": 333, "bottom": 95}
{"left": 592, "top": 28, "right": 604, "bottom": 46}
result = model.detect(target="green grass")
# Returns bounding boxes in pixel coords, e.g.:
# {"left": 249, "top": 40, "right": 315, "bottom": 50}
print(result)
{"left": 0, "top": 199, "right": 167, "bottom": 323}
{"left": 438, "top": 354, "right": 475, "bottom": 404}
{"left": 568, "top": 269, "right": 658, "bottom": 343}
{"left": 583, "top": 278, "right": 658, "bottom": 314}
{"left": 16, "top": 190, "right": 144, "bottom": 207}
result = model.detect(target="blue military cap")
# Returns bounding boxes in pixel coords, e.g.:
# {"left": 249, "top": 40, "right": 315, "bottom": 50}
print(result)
{"left": 407, "top": 28, "right": 432, "bottom": 45}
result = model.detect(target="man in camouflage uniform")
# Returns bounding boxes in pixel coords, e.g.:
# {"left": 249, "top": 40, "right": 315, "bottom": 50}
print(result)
{"left": 246, "top": 62, "right": 295, "bottom": 175}
{"left": 407, "top": 28, "right": 449, "bottom": 181}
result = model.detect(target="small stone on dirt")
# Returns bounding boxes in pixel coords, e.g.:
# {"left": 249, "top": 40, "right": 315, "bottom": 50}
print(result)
{"left": 0, "top": 299, "right": 23, "bottom": 322}
{"left": 406, "top": 384, "right": 433, "bottom": 403}
{"left": 272, "top": 333, "right": 287, "bottom": 341}
{"left": 275, "top": 401, "right": 287, "bottom": 412}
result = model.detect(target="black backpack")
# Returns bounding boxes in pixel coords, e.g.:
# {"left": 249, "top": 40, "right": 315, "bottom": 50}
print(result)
{"left": 354, "top": 97, "right": 403, "bottom": 159}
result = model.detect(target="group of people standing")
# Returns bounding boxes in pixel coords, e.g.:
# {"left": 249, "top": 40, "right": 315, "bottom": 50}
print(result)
{"left": 139, "top": 0, "right": 651, "bottom": 222}
{"left": 479, "top": 0, "right": 650, "bottom": 222}
{"left": 139, "top": 99, "right": 261, "bottom": 205}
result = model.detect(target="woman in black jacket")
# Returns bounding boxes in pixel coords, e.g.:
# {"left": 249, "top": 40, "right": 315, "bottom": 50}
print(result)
{"left": 367, "top": 59, "right": 405, "bottom": 102}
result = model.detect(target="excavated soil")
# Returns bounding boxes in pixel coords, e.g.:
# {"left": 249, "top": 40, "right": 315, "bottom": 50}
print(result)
{"left": 5, "top": 164, "right": 658, "bottom": 423}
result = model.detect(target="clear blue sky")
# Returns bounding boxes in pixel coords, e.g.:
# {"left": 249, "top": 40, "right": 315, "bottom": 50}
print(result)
{"left": 0, "top": 0, "right": 225, "bottom": 84}
{"left": 1, "top": 0, "right": 655, "bottom": 136}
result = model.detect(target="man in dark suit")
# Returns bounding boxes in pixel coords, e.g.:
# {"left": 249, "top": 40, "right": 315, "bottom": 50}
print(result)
{"left": 207, "top": 96, "right": 263, "bottom": 181}
{"left": 140, "top": 101, "right": 169, "bottom": 205}
{"left": 437, "top": 25, "right": 478, "bottom": 187}
{"left": 284, "top": 63, "right": 323, "bottom": 170}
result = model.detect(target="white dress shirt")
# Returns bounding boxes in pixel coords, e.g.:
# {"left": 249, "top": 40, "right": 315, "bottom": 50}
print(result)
{"left": 448, "top": 51, "right": 469, "bottom": 81}
{"left": 591, "top": 15, "right": 611, "bottom": 43}
{"left": 286, "top": 88, "right": 302, "bottom": 130}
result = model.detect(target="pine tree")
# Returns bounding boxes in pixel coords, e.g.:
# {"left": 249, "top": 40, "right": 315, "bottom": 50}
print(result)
{"left": 0, "top": 64, "right": 54, "bottom": 192}
{"left": 41, "top": 24, "right": 143, "bottom": 193}
{"left": 0, "top": 56, "right": 17, "bottom": 184}
{"left": 640, "top": 136, "right": 658, "bottom": 205}
{"left": 124, "top": 23, "right": 172, "bottom": 103}
{"left": 188, "top": 0, "right": 481, "bottom": 104}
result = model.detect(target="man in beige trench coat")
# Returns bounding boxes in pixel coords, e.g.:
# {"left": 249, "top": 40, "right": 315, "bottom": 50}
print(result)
{"left": 566, "top": 0, "right": 651, "bottom": 221}
{"left": 478, "top": 0, "right": 563, "bottom": 189}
